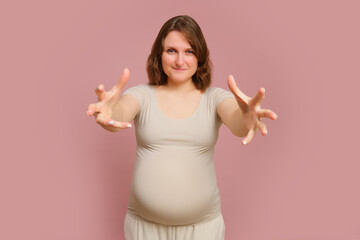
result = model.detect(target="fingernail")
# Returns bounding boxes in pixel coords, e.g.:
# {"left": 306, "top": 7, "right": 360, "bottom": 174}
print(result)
{"left": 263, "top": 129, "right": 268, "bottom": 135}
{"left": 98, "top": 85, "right": 102, "bottom": 91}
{"left": 108, "top": 120, "right": 114, "bottom": 125}
{"left": 243, "top": 140, "right": 247, "bottom": 145}
{"left": 127, "top": 124, "right": 132, "bottom": 128}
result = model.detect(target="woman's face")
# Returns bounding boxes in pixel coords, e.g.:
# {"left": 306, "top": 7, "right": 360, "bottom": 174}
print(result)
{"left": 161, "top": 31, "right": 198, "bottom": 85}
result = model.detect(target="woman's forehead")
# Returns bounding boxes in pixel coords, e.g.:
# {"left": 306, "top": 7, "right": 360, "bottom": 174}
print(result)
{"left": 163, "top": 31, "right": 192, "bottom": 49}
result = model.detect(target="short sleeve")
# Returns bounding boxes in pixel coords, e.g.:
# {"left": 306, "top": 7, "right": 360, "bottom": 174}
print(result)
{"left": 210, "top": 87, "right": 235, "bottom": 108}
{"left": 207, "top": 87, "right": 235, "bottom": 127}
{"left": 122, "top": 84, "right": 150, "bottom": 111}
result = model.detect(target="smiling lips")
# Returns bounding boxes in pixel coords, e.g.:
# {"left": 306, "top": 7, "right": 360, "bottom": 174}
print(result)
{"left": 173, "top": 67, "right": 186, "bottom": 71}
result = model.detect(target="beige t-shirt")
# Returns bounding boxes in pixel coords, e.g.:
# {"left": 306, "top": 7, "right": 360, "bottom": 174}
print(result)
{"left": 123, "top": 84, "right": 234, "bottom": 226}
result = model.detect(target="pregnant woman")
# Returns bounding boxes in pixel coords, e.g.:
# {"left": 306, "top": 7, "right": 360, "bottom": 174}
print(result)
{"left": 87, "top": 15, "right": 277, "bottom": 240}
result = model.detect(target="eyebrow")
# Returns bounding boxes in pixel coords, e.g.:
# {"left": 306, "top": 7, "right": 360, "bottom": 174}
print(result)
{"left": 164, "top": 46, "right": 194, "bottom": 51}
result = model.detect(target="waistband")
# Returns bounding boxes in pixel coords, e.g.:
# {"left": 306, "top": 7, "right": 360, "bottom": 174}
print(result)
{"left": 126, "top": 208, "right": 222, "bottom": 227}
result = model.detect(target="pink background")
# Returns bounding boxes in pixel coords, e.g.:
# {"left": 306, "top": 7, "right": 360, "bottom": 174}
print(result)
{"left": 1, "top": 0, "right": 359, "bottom": 239}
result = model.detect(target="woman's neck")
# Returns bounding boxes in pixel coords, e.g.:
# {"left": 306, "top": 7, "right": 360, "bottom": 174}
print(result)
{"left": 163, "top": 78, "right": 197, "bottom": 93}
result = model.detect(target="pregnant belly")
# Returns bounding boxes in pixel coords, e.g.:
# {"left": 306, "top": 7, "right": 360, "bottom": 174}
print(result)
{"left": 129, "top": 149, "right": 220, "bottom": 225}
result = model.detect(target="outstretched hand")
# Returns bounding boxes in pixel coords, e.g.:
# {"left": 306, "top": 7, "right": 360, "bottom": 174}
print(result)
{"left": 87, "top": 68, "right": 132, "bottom": 129}
{"left": 227, "top": 75, "right": 278, "bottom": 145}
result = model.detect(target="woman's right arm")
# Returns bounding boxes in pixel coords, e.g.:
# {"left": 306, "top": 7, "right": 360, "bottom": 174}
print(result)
{"left": 87, "top": 68, "right": 139, "bottom": 133}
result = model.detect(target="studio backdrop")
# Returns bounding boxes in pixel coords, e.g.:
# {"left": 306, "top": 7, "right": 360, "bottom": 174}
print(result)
{"left": 1, "top": 0, "right": 359, "bottom": 239}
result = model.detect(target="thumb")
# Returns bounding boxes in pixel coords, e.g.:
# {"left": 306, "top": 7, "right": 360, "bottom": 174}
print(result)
{"left": 227, "top": 75, "right": 248, "bottom": 111}
{"left": 227, "top": 74, "right": 238, "bottom": 95}
{"left": 111, "top": 68, "right": 130, "bottom": 94}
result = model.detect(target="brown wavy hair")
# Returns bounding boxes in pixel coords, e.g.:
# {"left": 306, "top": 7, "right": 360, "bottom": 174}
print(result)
{"left": 146, "top": 15, "right": 212, "bottom": 92}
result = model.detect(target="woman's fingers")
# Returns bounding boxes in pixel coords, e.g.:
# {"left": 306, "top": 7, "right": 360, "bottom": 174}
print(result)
{"left": 250, "top": 88, "right": 265, "bottom": 106}
{"left": 87, "top": 68, "right": 133, "bottom": 130}
{"left": 95, "top": 84, "right": 106, "bottom": 101}
{"left": 241, "top": 120, "right": 267, "bottom": 145}
{"left": 108, "top": 120, "right": 132, "bottom": 129}
{"left": 258, "top": 109, "right": 278, "bottom": 120}
{"left": 242, "top": 121, "right": 265, "bottom": 145}
{"left": 110, "top": 68, "right": 130, "bottom": 94}
{"left": 96, "top": 113, "right": 132, "bottom": 129}
{"left": 227, "top": 75, "right": 249, "bottom": 113}
{"left": 256, "top": 120, "right": 267, "bottom": 136}
{"left": 95, "top": 112, "right": 107, "bottom": 124}
{"left": 226, "top": 77, "right": 277, "bottom": 146}
{"left": 87, "top": 101, "right": 105, "bottom": 116}
{"left": 87, "top": 103, "right": 99, "bottom": 116}
{"left": 242, "top": 127, "right": 255, "bottom": 145}
{"left": 87, "top": 108, "right": 94, "bottom": 116}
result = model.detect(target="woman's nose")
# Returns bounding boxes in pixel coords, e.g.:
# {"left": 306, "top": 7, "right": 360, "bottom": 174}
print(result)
{"left": 175, "top": 54, "right": 184, "bottom": 66}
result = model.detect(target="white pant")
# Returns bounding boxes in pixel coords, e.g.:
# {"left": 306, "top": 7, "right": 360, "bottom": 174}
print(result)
{"left": 124, "top": 212, "right": 226, "bottom": 240}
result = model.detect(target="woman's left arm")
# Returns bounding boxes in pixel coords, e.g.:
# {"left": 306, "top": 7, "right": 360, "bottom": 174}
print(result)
{"left": 217, "top": 75, "right": 278, "bottom": 145}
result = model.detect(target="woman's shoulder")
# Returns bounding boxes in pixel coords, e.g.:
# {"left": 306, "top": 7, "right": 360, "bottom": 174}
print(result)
{"left": 206, "top": 86, "right": 233, "bottom": 96}
{"left": 122, "top": 84, "right": 153, "bottom": 109}
{"left": 122, "top": 83, "right": 152, "bottom": 95}
{"left": 205, "top": 86, "right": 235, "bottom": 106}
{"left": 124, "top": 83, "right": 152, "bottom": 91}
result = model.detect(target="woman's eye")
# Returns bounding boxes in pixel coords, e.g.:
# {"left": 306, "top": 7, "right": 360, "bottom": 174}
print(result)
{"left": 167, "top": 49, "right": 175, "bottom": 53}
{"left": 187, "top": 50, "right": 194, "bottom": 54}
